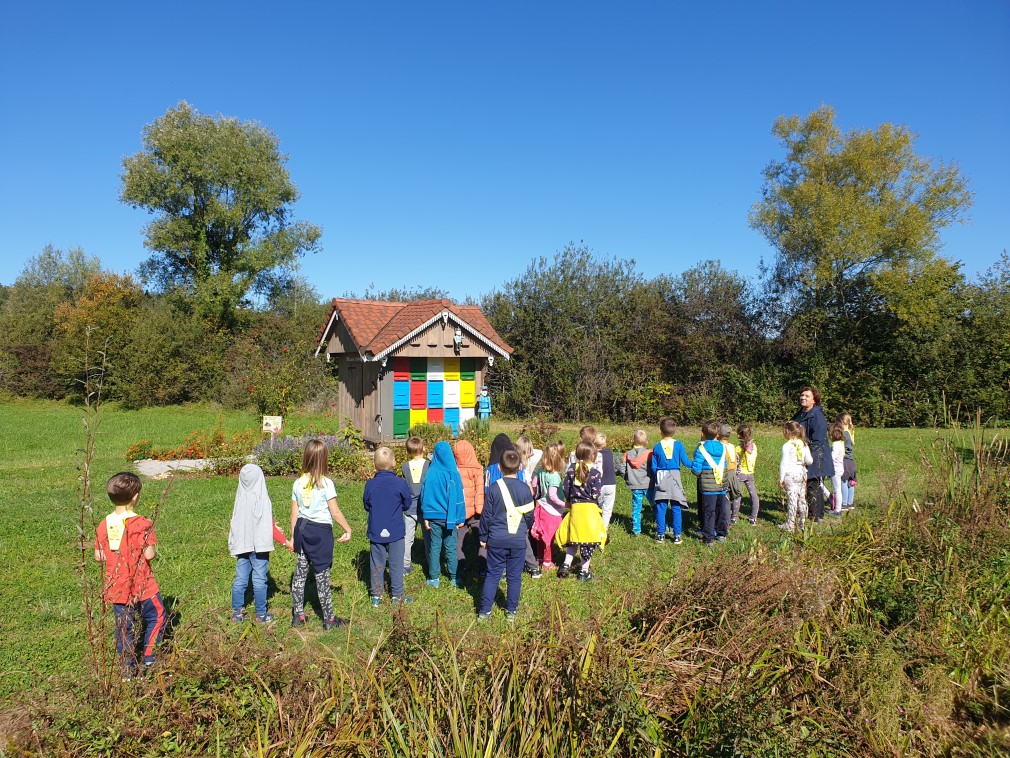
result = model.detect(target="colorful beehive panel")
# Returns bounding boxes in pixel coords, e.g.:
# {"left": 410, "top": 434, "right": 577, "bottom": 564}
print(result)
{"left": 393, "top": 381, "right": 410, "bottom": 410}
{"left": 392, "top": 357, "right": 410, "bottom": 380}
{"left": 410, "top": 358, "right": 427, "bottom": 380}
{"left": 460, "top": 379, "right": 476, "bottom": 408}
{"left": 410, "top": 380, "right": 427, "bottom": 409}
{"left": 443, "top": 357, "right": 460, "bottom": 380}
{"left": 443, "top": 380, "right": 460, "bottom": 408}
{"left": 393, "top": 409, "right": 411, "bottom": 437}
{"left": 388, "top": 353, "right": 487, "bottom": 437}
{"left": 427, "top": 380, "right": 443, "bottom": 408}
{"left": 427, "top": 357, "right": 444, "bottom": 380}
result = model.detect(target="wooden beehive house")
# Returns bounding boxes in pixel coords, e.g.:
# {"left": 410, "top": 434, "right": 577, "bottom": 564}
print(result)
{"left": 315, "top": 298, "right": 513, "bottom": 442}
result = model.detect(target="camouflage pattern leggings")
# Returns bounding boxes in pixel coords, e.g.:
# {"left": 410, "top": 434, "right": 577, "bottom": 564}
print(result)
{"left": 291, "top": 553, "right": 334, "bottom": 620}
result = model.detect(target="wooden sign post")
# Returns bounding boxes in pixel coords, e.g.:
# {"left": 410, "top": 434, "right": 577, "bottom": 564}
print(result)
{"left": 262, "top": 415, "right": 283, "bottom": 448}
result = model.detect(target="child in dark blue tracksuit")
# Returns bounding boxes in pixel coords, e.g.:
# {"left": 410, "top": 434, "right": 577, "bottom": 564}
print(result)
{"left": 478, "top": 449, "right": 535, "bottom": 620}
{"left": 363, "top": 447, "right": 413, "bottom": 604}
{"left": 690, "top": 420, "right": 729, "bottom": 545}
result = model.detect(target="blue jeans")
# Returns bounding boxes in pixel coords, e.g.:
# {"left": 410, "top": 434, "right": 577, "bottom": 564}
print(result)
{"left": 630, "top": 489, "right": 651, "bottom": 534}
{"left": 370, "top": 539, "right": 406, "bottom": 598}
{"left": 481, "top": 545, "right": 525, "bottom": 614}
{"left": 232, "top": 552, "right": 270, "bottom": 617}
{"left": 655, "top": 500, "right": 682, "bottom": 538}
{"left": 427, "top": 521, "right": 459, "bottom": 582}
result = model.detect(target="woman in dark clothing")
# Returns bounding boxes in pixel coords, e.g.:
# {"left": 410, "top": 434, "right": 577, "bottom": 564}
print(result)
{"left": 792, "top": 386, "right": 834, "bottom": 522}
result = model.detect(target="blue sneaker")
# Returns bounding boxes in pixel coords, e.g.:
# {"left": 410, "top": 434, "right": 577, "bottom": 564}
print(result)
{"left": 426, "top": 579, "right": 440, "bottom": 588}
{"left": 370, "top": 596, "right": 382, "bottom": 608}
{"left": 391, "top": 596, "right": 413, "bottom": 606}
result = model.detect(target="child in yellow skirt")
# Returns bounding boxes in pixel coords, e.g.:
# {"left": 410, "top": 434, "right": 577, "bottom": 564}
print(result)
{"left": 556, "top": 441, "right": 605, "bottom": 581}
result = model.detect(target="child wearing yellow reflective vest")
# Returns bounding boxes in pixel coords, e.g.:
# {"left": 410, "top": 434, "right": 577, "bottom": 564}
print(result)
{"left": 735, "top": 424, "right": 760, "bottom": 525}
{"left": 478, "top": 449, "right": 535, "bottom": 621}
{"left": 778, "top": 421, "right": 813, "bottom": 532}
{"left": 689, "top": 420, "right": 729, "bottom": 545}
{"left": 556, "top": 441, "right": 606, "bottom": 581}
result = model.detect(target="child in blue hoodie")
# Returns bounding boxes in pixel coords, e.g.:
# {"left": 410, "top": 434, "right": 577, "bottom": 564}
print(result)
{"left": 690, "top": 420, "right": 728, "bottom": 545}
{"left": 478, "top": 449, "right": 535, "bottom": 621}
{"left": 421, "top": 441, "right": 467, "bottom": 588}
{"left": 650, "top": 417, "right": 693, "bottom": 544}
{"left": 363, "top": 447, "right": 413, "bottom": 606}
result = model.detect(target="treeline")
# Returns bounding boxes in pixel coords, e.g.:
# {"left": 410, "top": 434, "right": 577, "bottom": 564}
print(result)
{"left": 3, "top": 240, "right": 1008, "bottom": 427}
{"left": 0, "top": 245, "right": 337, "bottom": 413}
{"left": 482, "top": 244, "right": 1010, "bottom": 426}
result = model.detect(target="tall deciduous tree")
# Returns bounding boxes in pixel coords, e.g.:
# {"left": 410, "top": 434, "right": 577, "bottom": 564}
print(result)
{"left": 750, "top": 105, "right": 971, "bottom": 330}
{"left": 120, "top": 102, "right": 321, "bottom": 328}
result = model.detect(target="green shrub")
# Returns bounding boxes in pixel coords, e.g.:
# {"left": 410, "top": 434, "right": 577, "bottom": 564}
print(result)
{"left": 405, "top": 422, "right": 453, "bottom": 452}
{"left": 459, "top": 416, "right": 491, "bottom": 466}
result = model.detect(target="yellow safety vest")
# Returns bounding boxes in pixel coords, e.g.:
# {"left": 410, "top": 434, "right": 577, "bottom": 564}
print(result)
{"left": 497, "top": 479, "right": 534, "bottom": 535}
{"left": 105, "top": 510, "right": 138, "bottom": 552}
{"left": 697, "top": 445, "right": 726, "bottom": 485}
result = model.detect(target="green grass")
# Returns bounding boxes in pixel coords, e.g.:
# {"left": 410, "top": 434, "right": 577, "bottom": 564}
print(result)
{"left": 0, "top": 400, "right": 943, "bottom": 700}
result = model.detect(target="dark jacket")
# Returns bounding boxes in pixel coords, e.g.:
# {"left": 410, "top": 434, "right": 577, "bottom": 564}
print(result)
{"left": 401, "top": 459, "right": 429, "bottom": 517}
{"left": 479, "top": 477, "right": 535, "bottom": 549}
{"left": 599, "top": 448, "right": 616, "bottom": 486}
{"left": 363, "top": 470, "right": 411, "bottom": 543}
{"left": 793, "top": 405, "right": 835, "bottom": 479}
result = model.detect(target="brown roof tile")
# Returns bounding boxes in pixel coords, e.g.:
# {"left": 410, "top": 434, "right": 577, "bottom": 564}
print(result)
{"left": 320, "top": 297, "right": 512, "bottom": 358}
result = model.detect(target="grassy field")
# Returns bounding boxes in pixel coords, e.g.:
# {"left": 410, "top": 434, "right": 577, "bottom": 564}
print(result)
{"left": 0, "top": 399, "right": 940, "bottom": 699}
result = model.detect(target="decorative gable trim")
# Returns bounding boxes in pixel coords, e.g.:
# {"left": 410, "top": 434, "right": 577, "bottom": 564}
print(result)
{"left": 371, "top": 309, "right": 510, "bottom": 362}
{"left": 315, "top": 308, "right": 340, "bottom": 357}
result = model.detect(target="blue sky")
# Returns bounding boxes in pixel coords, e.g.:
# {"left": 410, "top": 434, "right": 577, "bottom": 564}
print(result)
{"left": 2, "top": 1, "right": 1007, "bottom": 301}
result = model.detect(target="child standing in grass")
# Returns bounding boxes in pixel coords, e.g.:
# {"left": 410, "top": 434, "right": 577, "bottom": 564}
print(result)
{"left": 557, "top": 441, "right": 605, "bottom": 581}
{"left": 229, "top": 463, "right": 291, "bottom": 623}
{"left": 837, "top": 413, "right": 857, "bottom": 510}
{"left": 595, "top": 432, "right": 618, "bottom": 532}
{"left": 828, "top": 423, "right": 846, "bottom": 516}
{"left": 690, "top": 421, "right": 729, "bottom": 545}
{"left": 421, "top": 441, "right": 467, "bottom": 589}
{"left": 363, "top": 447, "right": 413, "bottom": 606}
{"left": 290, "top": 439, "right": 353, "bottom": 630}
{"left": 650, "top": 418, "right": 692, "bottom": 544}
{"left": 454, "top": 440, "right": 485, "bottom": 576}
{"left": 94, "top": 472, "right": 166, "bottom": 679}
{"left": 778, "top": 421, "right": 813, "bottom": 533}
{"left": 735, "top": 424, "right": 760, "bottom": 525}
{"left": 478, "top": 449, "right": 536, "bottom": 621}
{"left": 620, "top": 430, "right": 652, "bottom": 536}
{"left": 400, "top": 436, "right": 428, "bottom": 575}
{"left": 530, "top": 442, "right": 567, "bottom": 569}
{"left": 720, "top": 424, "right": 742, "bottom": 526}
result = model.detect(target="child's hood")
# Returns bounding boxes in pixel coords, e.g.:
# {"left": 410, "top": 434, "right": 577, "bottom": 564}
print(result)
{"left": 626, "top": 447, "right": 650, "bottom": 468}
{"left": 454, "top": 440, "right": 481, "bottom": 471}
{"left": 237, "top": 463, "right": 269, "bottom": 519}
{"left": 431, "top": 440, "right": 457, "bottom": 469}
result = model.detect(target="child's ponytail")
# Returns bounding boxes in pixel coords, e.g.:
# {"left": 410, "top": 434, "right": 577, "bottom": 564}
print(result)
{"left": 573, "top": 440, "right": 594, "bottom": 483}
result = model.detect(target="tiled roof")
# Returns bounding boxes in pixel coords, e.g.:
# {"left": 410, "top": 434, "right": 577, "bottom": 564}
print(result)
{"left": 318, "top": 298, "right": 513, "bottom": 358}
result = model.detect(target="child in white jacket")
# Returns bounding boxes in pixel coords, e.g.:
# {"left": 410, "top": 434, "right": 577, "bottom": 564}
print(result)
{"left": 828, "top": 423, "right": 846, "bottom": 515}
{"left": 779, "top": 421, "right": 813, "bottom": 532}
